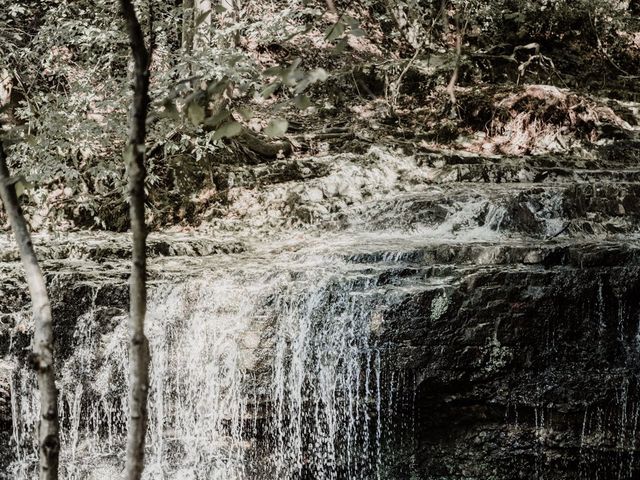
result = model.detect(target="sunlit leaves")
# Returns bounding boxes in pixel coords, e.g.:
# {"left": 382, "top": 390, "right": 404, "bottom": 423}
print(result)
{"left": 187, "top": 102, "right": 205, "bottom": 126}
{"left": 212, "top": 121, "right": 242, "bottom": 140}
{"left": 0, "top": 0, "right": 362, "bottom": 230}
{"left": 264, "top": 118, "right": 288, "bottom": 137}
{"left": 261, "top": 60, "right": 328, "bottom": 98}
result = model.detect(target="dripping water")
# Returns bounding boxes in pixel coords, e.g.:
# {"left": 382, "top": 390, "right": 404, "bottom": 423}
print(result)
{"left": 7, "top": 250, "right": 418, "bottom": 479}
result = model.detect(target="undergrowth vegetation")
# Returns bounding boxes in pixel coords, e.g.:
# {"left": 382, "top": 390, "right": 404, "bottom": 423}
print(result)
{"left": 0, "top": 0, "right": 638, "bottom": 231}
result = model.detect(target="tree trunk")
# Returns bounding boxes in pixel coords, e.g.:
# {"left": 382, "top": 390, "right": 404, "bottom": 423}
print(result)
{"left": 232, "top": 0, "right": 241, "bottom": 47}
{"left": 445, "top": 11, "right": 461, "bottom": 111}
{"left": 118, "top": 1, "right": 152, "bottom": 479}
{"left": 0, "top": 139, "right": 59, "bottom": 480}
{"left": 194, "top": 0, "right": 212, "bottom": 49}
{"left": 182, "top": 0, "right": 195, "bottom": 52}
{"left": 222, "top": 0, "right": 242, "bottom": 47}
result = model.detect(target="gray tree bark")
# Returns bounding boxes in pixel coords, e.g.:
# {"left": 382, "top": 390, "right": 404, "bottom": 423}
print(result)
{"left": 0, "top": 138, "right": 59, "bottom": 480}
{"left": 194, "top": 0, "right": 212, "bottom": 49}
{"left": 182, "top": 0, "right": 195, "bottom": 52}
{"left": 118, "top": 1, "right": 152, "bottom": 479}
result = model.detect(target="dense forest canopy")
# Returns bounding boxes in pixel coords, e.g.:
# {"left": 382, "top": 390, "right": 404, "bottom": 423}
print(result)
{"left": 1, "top": 0, "right": 638, "bottom": 231}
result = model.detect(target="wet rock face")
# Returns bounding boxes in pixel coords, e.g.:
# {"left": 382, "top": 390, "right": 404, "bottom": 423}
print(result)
{"left": 2, "top": 140, "right": 640, "bottom": 478}
{"left": 4, "top": 242, "right": 640, "bottom": 479}
{"left": 378, "top": 257, "right": 640, "bottom": 479}
{"left": 0, "top": 268, "right": 130, "bottom": 475}
{"left": 0, "top": 361, "right": 11, "bottom": 471}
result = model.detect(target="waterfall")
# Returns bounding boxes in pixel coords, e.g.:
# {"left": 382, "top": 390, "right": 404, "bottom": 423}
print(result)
{"left": 7, "top": 248, "right": 414, "bottom": 479}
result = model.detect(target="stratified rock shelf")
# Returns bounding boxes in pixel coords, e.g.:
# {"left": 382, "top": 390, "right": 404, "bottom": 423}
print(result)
{"left": 2, "top": 142, "right": 640, "bottom": 479}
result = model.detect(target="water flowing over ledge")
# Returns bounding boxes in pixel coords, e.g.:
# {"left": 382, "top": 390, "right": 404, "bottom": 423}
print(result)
{"left": 7, "top": 237, "right": 423, "bottom": 479}
{"left": 2, "top": 143, "right": 640, "bottom": 479}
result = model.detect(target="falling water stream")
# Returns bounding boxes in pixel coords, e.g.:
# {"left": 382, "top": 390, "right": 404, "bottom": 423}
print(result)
{"left": 5, "top": 159, "right": 640, "bottom": 479}
{"left": 7, "top": 235, "right": 425, "bottom": 479}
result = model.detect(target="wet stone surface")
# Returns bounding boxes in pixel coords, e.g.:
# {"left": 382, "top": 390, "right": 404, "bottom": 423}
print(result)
{"left": 2, "top": 143, "right": 640, "bottom": 479}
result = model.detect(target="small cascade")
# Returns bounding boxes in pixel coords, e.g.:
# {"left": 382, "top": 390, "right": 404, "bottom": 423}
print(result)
{"left": 2, "top": 137, "right": 639, "bottom": 478}
{"left": 269, "top": 272, "right": 379, "bottom": 479}
{"left": 7, "top": 251, "right": 417, "bottom": 479}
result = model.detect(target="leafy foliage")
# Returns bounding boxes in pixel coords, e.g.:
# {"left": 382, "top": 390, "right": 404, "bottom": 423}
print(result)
{"left": 0, "top": 0, "right": 637, "bottom": 230}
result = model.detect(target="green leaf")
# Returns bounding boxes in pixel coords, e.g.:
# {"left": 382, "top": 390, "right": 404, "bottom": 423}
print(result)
{"left": 325, "top": 21, "right": 345, "bottom": 42}
{"left": 204, "top": 108, "right": 230, "bottom": 127}
{"left": 349, "top": 28, "right": 366, "bottom": 37}
{"left": 188, "top": 102, "right": 205, "bottom": 126}
{"left": 213, "top": 4, "right": 227, "bottom": 13}
{"left": 195, "top": 10, "right": 211, "bottom": 27}
{"left": 261, "top": 81, "right": 281, "bottom": 98}
{"left": 207, "top": 77, "right": 230, "bottom": 97}
{"left": 281, "top": 58, "right": 303, "bottom": 86}
{"left": 293, "top": 94, "right": 312, "bottom": 109}
{"left": 161, "top": 99, "right": 179, "bottom": 120}
{"left": 264, "top": 66, "right": 284, "bottom": 77}
{"left": 332, "top": 38, "right": 348, "bottom": 54}
{"left": 309, "top": 68, "right": 328, "bottom": 82}
{"left": 264, "top": 118, "right": 288, "bottom": 137}
{"left": 213, "top": 121, "right": 242, "bottom": 140}
{"left": 283, "top": 70, "right": 304, "bottom": 87}
{"left": 236, "top": 106, "right": 253, "bottom": 120}
{"left": 294, "top": 68, "right": 328, "bottom": 94}
{"left": 288, "top": 57, "right": 302, "bottom": 71}
{"left": 225, "top": 55, "right": 243, "bottom": 68}
{"left": 13, "top": 176, "right": 32, "bottom": 198}
{"left": 342, "top": 14, "right": 359, "bottom": 28}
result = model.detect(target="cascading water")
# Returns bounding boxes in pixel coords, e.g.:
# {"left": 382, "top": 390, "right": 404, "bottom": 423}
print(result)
{"left": 269, "top": 267, "right": 384, "bottom": 480}
{"left": 6, "top": 247, "right": 416, "bottom": 479}
{"left": 6, "top": 138, "right": 637, "bottom": 480}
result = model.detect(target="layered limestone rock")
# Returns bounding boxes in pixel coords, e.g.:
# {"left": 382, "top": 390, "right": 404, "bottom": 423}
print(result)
{"left": 1, "top": 139, "right": 640, "bottom": 479}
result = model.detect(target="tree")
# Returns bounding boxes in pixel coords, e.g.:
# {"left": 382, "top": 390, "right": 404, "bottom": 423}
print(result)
{"left": 194, "top": 0, "right": 212, "bottom": 49}
{"left": 182, "top": 0, "right": 195, "bottom": 53}
{"left": 118, "top": 0, "right": 152, "bottom": 478}
{"left": 0, "top": 136, "right": 59, "bottom": 479}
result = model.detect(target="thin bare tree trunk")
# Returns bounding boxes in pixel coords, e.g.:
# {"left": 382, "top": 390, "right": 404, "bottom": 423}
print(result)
{"left": 118, "top": 1, "right": 151, "bottom": 479}
{"left": 445, "top": 11, "right": 461, "bottom": 110}
{"left": 194, "top": 0, "right": 212, "bottom": 49}
{"left": 232, "top": 0, "right": 241, "bottom": 47}
{"left": 441, "top": 0, "right": 448, "bottom": 41}
{"left": 0, "top": 138, "right": 59, "bottom": 480}
{"left": 182, "top": 0, "right": 195, "bottom": 52}
{"left": 220, "top": 0, "right": 242, "bottom": 47}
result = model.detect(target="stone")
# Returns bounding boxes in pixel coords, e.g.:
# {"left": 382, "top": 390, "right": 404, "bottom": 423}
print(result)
{"left": 3, "top": 142, "right": 640, "bottom": 478}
